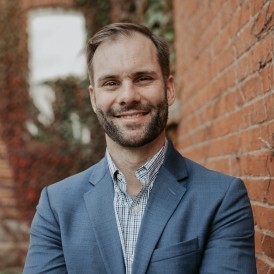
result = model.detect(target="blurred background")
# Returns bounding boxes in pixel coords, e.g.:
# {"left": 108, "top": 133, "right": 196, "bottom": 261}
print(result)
{"left": 0, "top": 0, "right": 273, "bottom": 273}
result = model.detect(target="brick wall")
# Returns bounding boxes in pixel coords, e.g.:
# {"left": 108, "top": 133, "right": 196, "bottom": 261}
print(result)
{"left": 0, "top": 0, "right": 75, "bottom": 271}
{"left": 22, "top": 0, "right": 73, "bottom": 10}
{"left": 0, "top": 0, "right": 28, "bottom": 271}
{"left": 173, "top": 0, "right": 274, "bottom": 273}
{"left": 0, "top": 131, "right": 29, "bottom": 271}
{"left": 0, "top": 139, "right": 16, "bottom": 219}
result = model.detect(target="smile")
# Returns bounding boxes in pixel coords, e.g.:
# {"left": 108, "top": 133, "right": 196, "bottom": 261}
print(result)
{"left": 115, "top": 111, "right": 149, "bottom": 119}
{"left": 119, "top": 113, "right": 145, "bottom": 119}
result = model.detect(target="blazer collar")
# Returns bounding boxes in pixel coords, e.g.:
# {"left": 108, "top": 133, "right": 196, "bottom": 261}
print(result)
{"left": 162, "top": 141, "right": 189, "bottom": 181}
{"left": 84, "top": 157, "right": 125, "bottom": 274}
{"left": 132, "top": 141, "right": 189, "bottom": 274}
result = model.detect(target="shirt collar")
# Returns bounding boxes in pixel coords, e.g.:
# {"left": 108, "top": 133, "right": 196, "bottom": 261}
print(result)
{"left": 106, "top": 139, "right": 168, "bottom": 186}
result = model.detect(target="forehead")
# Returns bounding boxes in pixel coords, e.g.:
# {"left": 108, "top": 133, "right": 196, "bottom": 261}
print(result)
{"left": 95, "top": 31, "right": 156, "bottom": 56}
{"left": 92, "top": 32, "right": 160, "bottom": 79}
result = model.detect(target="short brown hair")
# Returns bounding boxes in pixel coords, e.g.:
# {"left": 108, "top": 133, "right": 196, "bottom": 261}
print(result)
{"left": 86, "top": 22, "right": 170, "bottom": 84}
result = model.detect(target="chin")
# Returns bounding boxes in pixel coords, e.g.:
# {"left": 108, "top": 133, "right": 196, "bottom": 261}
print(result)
{"left": 113, "top": 132, "right": 163, "bottom": 148}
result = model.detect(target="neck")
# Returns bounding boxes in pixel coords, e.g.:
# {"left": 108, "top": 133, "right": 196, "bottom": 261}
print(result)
{"left": 106, "top": 132, "right": 166, "bottom": 197}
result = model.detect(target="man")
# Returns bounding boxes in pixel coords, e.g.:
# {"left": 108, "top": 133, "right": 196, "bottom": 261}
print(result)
{"left": 23, "top": 23, "right": 257, "bottom": 274}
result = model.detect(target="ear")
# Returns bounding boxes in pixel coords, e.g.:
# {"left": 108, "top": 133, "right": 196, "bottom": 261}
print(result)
{"left": 166, "top": 75, "right": 176, "bottom": 106}
{"left": 88, "top": 85, "right": 97, "bottom": 113}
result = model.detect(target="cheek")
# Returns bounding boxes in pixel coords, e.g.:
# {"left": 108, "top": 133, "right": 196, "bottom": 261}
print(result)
{"left": 136, "top": 87, "right": 156, "bottom": 101}
{"left": 94, "top": 96, "right": 114, "bottom": 112}
{"left": 144, "top": 90, "right": 166, "bottom": 105}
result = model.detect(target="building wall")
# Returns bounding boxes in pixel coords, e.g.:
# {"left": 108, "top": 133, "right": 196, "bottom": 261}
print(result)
{"left": 0, "top": 133, "right": 24, "bottom": 271}
{"left": 0, "top": 1, "right": 75, "bottom": 271}
{"left": 0, "top": 0, "right": 29, "bottom": 270}
{"left": 173, "top": 0, "right": 274, "bottom": 273}
{"left": 1, "top": 0, "right": 273, "bottom": 272}
{"left": 22, "top": 0, "right": 73, "bottom": 10}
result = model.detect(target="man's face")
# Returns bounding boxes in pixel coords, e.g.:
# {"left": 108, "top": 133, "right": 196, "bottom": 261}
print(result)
{"left": 89, "top": 32, "right": 175, "bottom": 148}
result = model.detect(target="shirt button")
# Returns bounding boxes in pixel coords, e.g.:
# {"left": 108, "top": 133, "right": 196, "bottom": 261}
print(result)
{"left": 133, "top": 206, "right": 140, "bottom": 214}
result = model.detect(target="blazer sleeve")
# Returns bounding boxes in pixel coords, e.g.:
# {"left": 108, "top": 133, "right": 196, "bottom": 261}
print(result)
{"left": 23, "top": 187, "right": 67, "bottom": 274}
{"left": 199, "top": 178, "right": 257, "bottom": 274}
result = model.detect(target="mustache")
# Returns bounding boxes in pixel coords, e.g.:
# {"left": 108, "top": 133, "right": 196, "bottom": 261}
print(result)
{"left": 107, "top": 102, "right": 154, "bottom": 116}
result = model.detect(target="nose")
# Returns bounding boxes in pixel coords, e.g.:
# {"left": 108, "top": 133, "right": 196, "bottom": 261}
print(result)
{"left": 116, "top": 80, "right": 141, "bottom": 105}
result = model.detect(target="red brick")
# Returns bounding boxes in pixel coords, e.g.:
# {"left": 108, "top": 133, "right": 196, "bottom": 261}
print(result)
{"left": 239, "top": 1, "right": 252, "bottom": 26}
{"left": 239, "top": 74, "right": 261, "bottom": 102}
{"left": 228, "top": 8, "right": 242, "bottom": 37}
{"left": 202, "top": 75, "right": 227, "bottom": 103}
{"left": 212, "top": 23, "right": 231, "bottom": 56}
{"left": 179, "top": 115, "right": 200, "bottom": 135}
{"left": 205, "top": 0, "right": 225, "bottom": 25}
{"left": 22, "top": 0, "right": 73, "bottom": 10}
{"left": 255, "top": 229, "right": 264, "bottom": 254}
{"left": 252, "top": 34, "right": 273, "bottom": 71}
{"left": 265, "top": 92, "right": 274, "bottom": 120}
{"left": 256, "top": 256, "right": 271, "bottom": 274}
{"left": 267, "top": 180, "right": 274, "bottom": 205}
{"left": 219, "top": 0, "right": 238, "bottom": 29}
{"left": 237, "top": 54, "right": 253, "bottom": 82}
{"left": 253, "top": 204, "right": 274, "bottom": 231}
{"left": 218, "top": 46, "right": 235, "bottom": 73}
{"left": 261, "top": 119, "right": 274, "bottom": 146}
{"left": 251, "top": 98, "right": 268, "bottom": 124}
{"left": 219, "top": 135, "right": 239, "bottom": 155}
{"left": 197, "top": 15, "right": 220, "bottom": 53}
{"left": 177, "top": 134, "right": 193, "bottom": 150}
{"left": 235, "top": 86, "right": 246, "bottom": 107}
{"left": 212, "top": 95, "right": 227, "bottom": 118}
{"left": 225, "top": 68, "right": 237, "bottom": 90}
{"left": 227, "top": 157, "right": 241, "bottom": 177}
{"left": 252, "top": 0, "right": 268, "bottom": 15}
{"left": 260, "top": 64, "right": 273, "bottom": 92}
{"left": 206, "top": 158, "right": 230, "bottom": 174}
{"left": 240, "top": 151, "right": 273, "bottom": 177}
{"left": 244, "top": 178, "right": 269, "bottom": 202}
{"left": 235, "top": 23, "right": 256, "bottom": 57}
{"left": 252, "top": 1, "right": 274, "bottom": 37}
{"left": 239, "top": 127, "right": 263, "bottom": 152}
{"left": 262, "top": 234, "right": 274, "bottom": 259}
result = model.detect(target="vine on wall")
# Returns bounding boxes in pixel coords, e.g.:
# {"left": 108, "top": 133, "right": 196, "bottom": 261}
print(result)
{"left": 0, "top": 0, "right": 174, "bottom": 222}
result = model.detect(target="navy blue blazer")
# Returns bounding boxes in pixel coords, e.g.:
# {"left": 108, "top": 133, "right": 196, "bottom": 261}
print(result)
{"left": 23, "top": 143, "right": 257, "bottom": 273}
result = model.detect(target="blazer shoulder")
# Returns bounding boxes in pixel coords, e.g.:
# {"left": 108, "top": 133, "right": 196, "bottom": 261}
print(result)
{"left": 182, "top": 156, "right": 244, "bottom": 192}
{"left": 165, "top": 142, "right": 237, "bottom": 187}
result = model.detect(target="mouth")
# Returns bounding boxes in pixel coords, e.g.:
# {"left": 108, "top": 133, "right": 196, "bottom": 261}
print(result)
{"left": 116, "top": 111, "right": 149, "bottom": 119}
{"left": 113, "top": 111, "right": 150, "bottom": 126}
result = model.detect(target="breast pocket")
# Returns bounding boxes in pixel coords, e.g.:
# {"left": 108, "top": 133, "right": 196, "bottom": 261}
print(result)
{"left": 151, "top": 237, "right": 200, "bottom": 262}
{"left": 148, "top": 238, "right": 201, "bottom": 274}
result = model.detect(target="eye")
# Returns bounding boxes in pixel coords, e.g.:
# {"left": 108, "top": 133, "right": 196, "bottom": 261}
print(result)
{"left": 101, "top": 80, "right": 120, "bottom": 90}
{"left": 104, "top": 81, "right": 118, "bottom": 86}
{"left": 136, "top": 76, "right": 153, "bottom": 83}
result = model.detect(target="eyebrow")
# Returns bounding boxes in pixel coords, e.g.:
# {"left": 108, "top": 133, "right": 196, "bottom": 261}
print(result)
{"left": 97, "top": 70, "right": 158, "bottom": 83}
{"left": 133, "top": 70, "right": 158, "bottom": 78}
{"left": 97, "top": 74, "right": 117, "bottom": 83}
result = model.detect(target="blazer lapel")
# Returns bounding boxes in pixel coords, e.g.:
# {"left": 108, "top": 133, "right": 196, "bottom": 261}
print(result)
{"left": 84, "top": 158, "right": 125, "bottom": 274}
{"left": 132, "top": 143, "right": 188, "bottom": 274}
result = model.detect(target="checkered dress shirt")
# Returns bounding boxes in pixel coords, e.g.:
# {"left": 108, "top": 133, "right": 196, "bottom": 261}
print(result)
{"left": 106, "top": 141, "right": 167, "bottom": 274}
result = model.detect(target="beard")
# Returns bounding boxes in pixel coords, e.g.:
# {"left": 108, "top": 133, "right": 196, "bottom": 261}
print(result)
{"left": 95, "top": 96, "right": 169, "bottom": 148}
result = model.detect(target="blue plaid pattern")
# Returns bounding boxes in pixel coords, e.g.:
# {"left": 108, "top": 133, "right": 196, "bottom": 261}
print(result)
{"left": 106, "top": 141, "right": 167, "bottom": 274}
